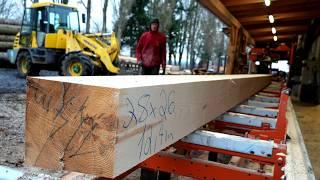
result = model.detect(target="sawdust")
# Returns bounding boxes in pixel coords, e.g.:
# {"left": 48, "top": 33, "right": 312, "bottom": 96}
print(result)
{"left": 293, "top": 101, "right": 320, "bottom": 179}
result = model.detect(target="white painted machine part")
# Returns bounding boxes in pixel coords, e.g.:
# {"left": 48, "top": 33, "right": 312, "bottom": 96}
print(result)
{"left": 258, "top": 92, "right": 279, "bottom": 97}
{"left": 182, "top": 130, "right": 274, "bottom": 157}
{"left": 231, "top": 105, "right": 278, "bottom": 118}
{"left": 246, "top": 100, "right": 279, "bottom": 108}
{"left": 251, "top": 95, "right": 280, "bottom": 103}
{"left": 218, "top": 112, "right": 277, "bottom": 129}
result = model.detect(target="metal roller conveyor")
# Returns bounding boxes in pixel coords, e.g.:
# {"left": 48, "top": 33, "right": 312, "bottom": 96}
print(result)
{"left": 182, "top": 130, "right": 274, "bottom": 157}
{"left": 217, "top": 112, "right": 277, "bottom": 129}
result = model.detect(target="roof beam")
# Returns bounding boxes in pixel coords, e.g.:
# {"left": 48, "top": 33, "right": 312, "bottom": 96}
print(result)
{"left": 233, "top": 3, "right": 320, "bottom": 18}
{"left": 239, "top": 11, "right": 320, "bottom": 25}
{"left": 221, "top": 0, "right": 267, "bottom": 7}
{"left": 249, "top": 26, "right": 308, "bottom": 36}
{"left": 244, "top": 20, "right": 309, "bottom": 30}
{"left": 255, "top": 34, "right": 297, "bottom": 42}
{"left": 226, "top": 0, "right": 318, "bottom": 9}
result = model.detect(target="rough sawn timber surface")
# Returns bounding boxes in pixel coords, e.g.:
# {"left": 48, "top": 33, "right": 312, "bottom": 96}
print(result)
{"left": 25, "top": 75, "right": 271, "bottom": 178}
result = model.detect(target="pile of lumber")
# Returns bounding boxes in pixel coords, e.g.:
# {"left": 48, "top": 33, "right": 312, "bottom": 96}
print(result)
{"left": 25, "top": 75, "right": 271, "bottom": 178}
{"left": 0, "top": 19, "right": 21, "bottom": 52}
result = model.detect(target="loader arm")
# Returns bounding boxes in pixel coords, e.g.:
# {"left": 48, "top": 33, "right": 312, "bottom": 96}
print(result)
{"left": 75, "top": 32, "right": 120, "bottom": 74}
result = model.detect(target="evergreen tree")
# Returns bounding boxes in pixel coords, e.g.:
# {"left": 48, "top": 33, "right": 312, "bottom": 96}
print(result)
{"left": 120, "top": 0, "right": 150, "bottom": 56}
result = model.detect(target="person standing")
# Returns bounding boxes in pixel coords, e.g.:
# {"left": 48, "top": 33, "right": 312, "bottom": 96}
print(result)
{"left": 137, "top": 20, "right": 170, "bottom": 180}
{"left": 136, "top": 18, "right": 167, "bottom": 75}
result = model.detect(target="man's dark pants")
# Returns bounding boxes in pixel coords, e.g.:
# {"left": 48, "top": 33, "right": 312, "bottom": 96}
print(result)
{"left": 142, "top": 66, "right": 160, "bottom": 75}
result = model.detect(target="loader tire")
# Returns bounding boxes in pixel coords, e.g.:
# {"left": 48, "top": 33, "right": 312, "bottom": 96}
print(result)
{"left": 16, "top": 51, "right": 39, "bottom": 78}
{"left": 61, "top": 54, "right": 94, "bottom": 76}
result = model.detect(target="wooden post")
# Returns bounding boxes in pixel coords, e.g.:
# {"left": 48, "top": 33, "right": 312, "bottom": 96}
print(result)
{"left": 25, "top": 75, "right": 271, "bottom": 178}
{"left": 225, "top": 26, "right": 239, "bottom": 74}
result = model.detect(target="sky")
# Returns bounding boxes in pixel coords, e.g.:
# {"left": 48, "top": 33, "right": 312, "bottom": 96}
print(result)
{"left": 25, "top": 0, "right": 118, "bottom": 32}
{"left": 272, "top": 60, "right": 289, "bottom": 72}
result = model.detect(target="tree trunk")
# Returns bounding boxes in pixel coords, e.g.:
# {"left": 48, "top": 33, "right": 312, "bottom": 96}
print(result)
{"left": 0, "top": 24, "right": 20, "bottom": 35}
{"left": 0, "top": 19, "right": 21, "bottom": 26}
{"left": 102, "top": 0, "right": 109, "bottom": 33}
{"left": 116, "top": 0, "right": 126, "bottom": 42}
{"left": 0, "top": 52, "right": 7, "bottom": 59}
{"left": 0, "top": 35, "right": 16, "bottom": 42}
{"left": 0, "top": 42, "right": 13, "bottom": 50}
{"left": 189, "top": 2, "right": 199, "bottom": 70}
{"left": 186, "top": 13, "right": 193, "bottom": 68}
{"left": 178, "top": 10, "right": 188, "bottom": 67}
{"left": 86, "top": 0, "right": 92, "bottom": 33}
{"left": 115, "top": 0, "right": 135, "bottom": 43}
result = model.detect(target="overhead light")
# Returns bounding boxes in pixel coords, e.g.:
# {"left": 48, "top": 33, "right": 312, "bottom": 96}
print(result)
{"left": 273, "top": 35, "right": 278, "bottom": 41}
{"left": 255, "top": 61, "right": 261, "bottom": 66}
{"left": 264, "top": 0, "right": 271, "bottom": 6}
{"left": 272, "top": 27, "right": 276, "bottom": 34}
{"left": 268, "top": 15, "right": 275, "bottom": 23}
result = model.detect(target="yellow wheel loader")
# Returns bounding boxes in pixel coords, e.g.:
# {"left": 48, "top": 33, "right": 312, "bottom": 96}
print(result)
{"left": 7, "top": 2, "right": 120, "bottom": 77}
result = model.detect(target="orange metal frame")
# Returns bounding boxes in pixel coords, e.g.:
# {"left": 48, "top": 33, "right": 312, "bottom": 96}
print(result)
{"left": 249, "top": 91, "right": 288, "bottom": 143}
{"left": 213, "top": 88, "right": 289, "bottom": 144}
{"left": 140, "top": 140, "right": 286, "bottom": 180}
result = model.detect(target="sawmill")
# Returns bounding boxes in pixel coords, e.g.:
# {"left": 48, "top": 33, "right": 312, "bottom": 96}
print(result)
{"left": 0, "top": 0, "right": 319, "bottom": 179}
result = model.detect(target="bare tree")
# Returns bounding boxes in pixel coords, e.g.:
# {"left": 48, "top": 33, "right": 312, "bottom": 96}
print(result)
{"left": 79, "top": 0, "right": 91, "bottom": 33}
{"left": 148, "top": 0, "right": 177, "bottom": 33}
{"left": 86, "top": 0, "right": 91, "bottom": 33}
{"left": 92, "top": 20, "right": 102, "bottom": 33}
{"left": 113, "top": 0, "right": 136, "bottom": 42}
{"left": 102, "top": 0, "right": 109, "bottom": 33}
{"left": 0, "top": 0, "right": 19, "bottom": 19}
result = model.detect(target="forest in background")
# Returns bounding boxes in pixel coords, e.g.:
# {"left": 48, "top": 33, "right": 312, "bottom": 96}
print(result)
{"left": 0, "top": 0, "right": 229, "bottom": 70}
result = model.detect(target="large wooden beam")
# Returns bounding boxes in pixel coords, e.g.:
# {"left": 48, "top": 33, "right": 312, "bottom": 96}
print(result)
{"left": 25, "top": 75, "right": 271, "bottom": 178}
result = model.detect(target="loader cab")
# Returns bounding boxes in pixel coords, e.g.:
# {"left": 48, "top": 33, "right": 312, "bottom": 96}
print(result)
{"left": 20, "top": 2, "right": 80, "bottom": 48}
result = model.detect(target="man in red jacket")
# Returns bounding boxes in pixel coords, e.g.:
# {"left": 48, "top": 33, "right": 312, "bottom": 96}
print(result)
{"left": 136, "top": 19, "right": 167, "bottom": 75}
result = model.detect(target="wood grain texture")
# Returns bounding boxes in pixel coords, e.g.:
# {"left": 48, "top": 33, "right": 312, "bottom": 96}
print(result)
{"left": 0, "top": 35, "right": 15, "bottom": 42}
{"left": 0, "top": 19, "right": 21, "bottom": 25}
{"left": 25, "top": 75, "right": 271, "bottom": 178}
{"left": 0, "top": 24, "right": 20, "bottom": 35}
